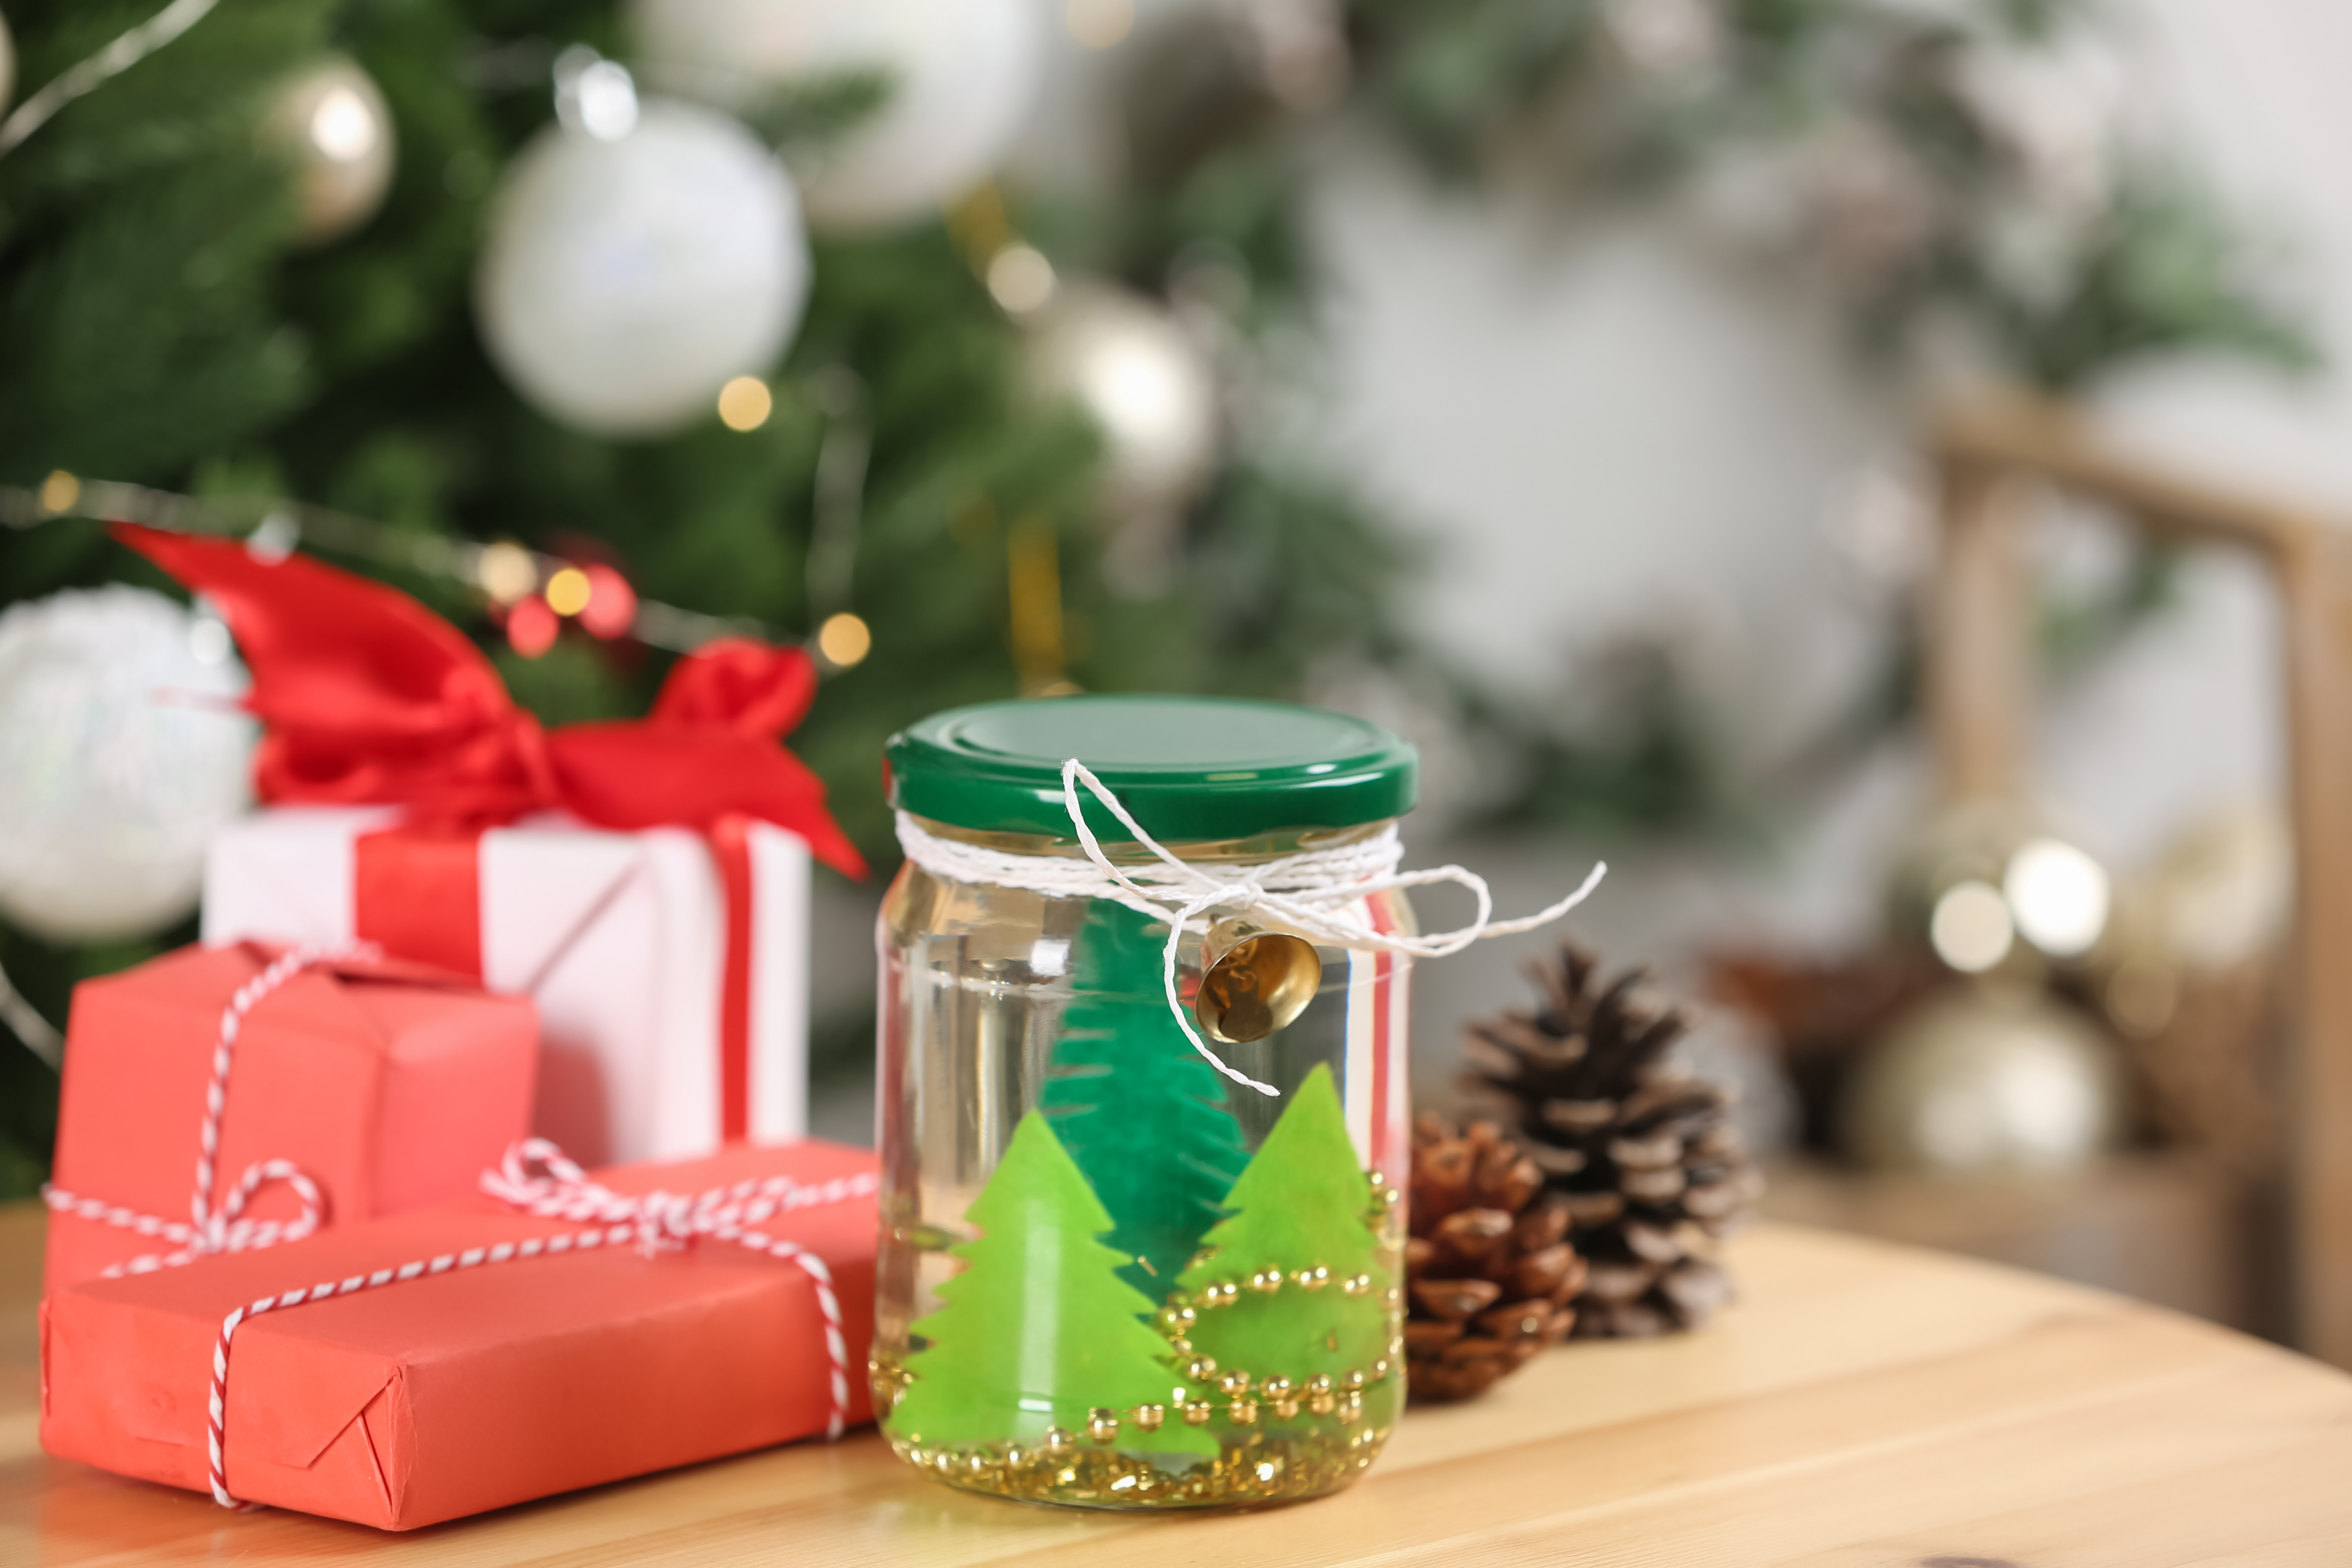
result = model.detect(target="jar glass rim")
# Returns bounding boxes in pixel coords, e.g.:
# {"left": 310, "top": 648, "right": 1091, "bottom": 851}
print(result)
{"left": 903, "top": 813, "right": 1398, "bottom": 866}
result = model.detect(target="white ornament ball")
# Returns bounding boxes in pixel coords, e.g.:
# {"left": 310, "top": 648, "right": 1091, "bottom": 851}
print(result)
{"left": 1842, "top": 986, "right": 2126, "bottom": 1175}
{"left": 475, "top": 100, "right": 810, "bottom": 437}
{"left": 629, "top": 0, "right": 1048, "bottom": 232}
{"left": 1026, "top": 281, "right": 1221, "bottom": 526}
{"left": 0, "top": 587, "right": 254, "bottom": 943}
{"left": 267, "top": 55, "right": 398, "bottom": 246}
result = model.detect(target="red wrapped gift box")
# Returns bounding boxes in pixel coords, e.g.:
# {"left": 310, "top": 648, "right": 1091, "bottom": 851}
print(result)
{"left": 39, "top": 1141, "right": 879, "bottom": 1530}
{"left": 43, "top": 943, "right": 539, "bottom": 1292}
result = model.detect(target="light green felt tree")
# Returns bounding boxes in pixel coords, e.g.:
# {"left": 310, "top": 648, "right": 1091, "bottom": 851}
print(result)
{"left": 1040, "top": 900, "right": 1251, "bottom": 1301}
{"left": 1176, "top": 1063, "right": 1393, "bottom": 1389}
{"left": 889, "top": 1111, "right": 1218, "bottom": 1458}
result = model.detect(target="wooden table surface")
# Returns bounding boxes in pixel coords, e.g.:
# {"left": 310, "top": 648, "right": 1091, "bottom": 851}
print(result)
{"left": 4, "top": 1200, "right": 2350, "bottom": 1566}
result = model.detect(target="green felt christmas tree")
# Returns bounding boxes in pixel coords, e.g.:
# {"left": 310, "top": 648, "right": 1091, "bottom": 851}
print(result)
{"left": 1176, "top": 1063, "right": 1393, "bottom": 1390}
{"left": 1040, "top": 900, "right": 1251, "bottom": 1301}
{"left": 889, "top": 1111, "right": 1218, "bottom": 1459}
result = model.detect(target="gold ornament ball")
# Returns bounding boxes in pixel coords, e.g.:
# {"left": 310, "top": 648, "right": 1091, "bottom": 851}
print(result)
{"left": 267, "top": 56, "right": 397, "bottom": 246}
{"left": 1842, "top": 984, "right": 2127, "bottom": 1174}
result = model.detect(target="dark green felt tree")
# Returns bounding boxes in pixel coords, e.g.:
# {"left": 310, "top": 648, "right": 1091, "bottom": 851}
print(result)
{"left": 1176, "top": 1063, "right": 1393, "bottom": 1392}
{"left": 889, "top": 1110, "right": 1218, "bottom": 1458}
{"left": 1040, "top": 900, "right": 1251, "bottom": 1301}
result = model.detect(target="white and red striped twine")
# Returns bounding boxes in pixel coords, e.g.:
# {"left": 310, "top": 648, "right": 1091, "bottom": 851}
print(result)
{"left": 202, "top": 1138, "right": 877, "bottom": 1509}
{"left": 37, "top": 944, "right": 873, "bottom": 1510}
{"left": 42, "top": 944, "right": 368, "bottom": 1275}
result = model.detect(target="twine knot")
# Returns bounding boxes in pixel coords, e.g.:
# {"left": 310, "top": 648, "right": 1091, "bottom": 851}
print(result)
{"left": 41, "top": 945, "right": 374, "bottom": 1277}
{"left": 894, "top": 758, "right": 1606, "bottom": 1098}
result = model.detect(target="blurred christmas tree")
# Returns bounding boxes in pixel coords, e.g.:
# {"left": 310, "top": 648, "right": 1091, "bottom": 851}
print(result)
{"left": 0, "top": 0, "right": 1422, "bottom": 1190}
{"left": 0, "top": 0, "right": 2315, "bottom": 1194}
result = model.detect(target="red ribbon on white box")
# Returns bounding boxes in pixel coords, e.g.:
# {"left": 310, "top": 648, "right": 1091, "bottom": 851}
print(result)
{"left": 42, "top": 945, "right": 371, "bottom": 1276}
{"left": 123, "top": 525, "right": 867, "bottom": 1154}
{"left": 202, "top": 1138, "right": 878, "bottom": 1510}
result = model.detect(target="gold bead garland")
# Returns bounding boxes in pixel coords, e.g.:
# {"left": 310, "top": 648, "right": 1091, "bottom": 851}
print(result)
{"left": 887, "top": 1418, "right": 1394, "bottom": 1507}
{"left": 1128, "top": 1265, "right": 1398, "bottom": 1435}
{"left": 871, "top": 1166, "right": 1405, "bottom": 1503}
{"left": 878, "top": 1278, "right": 1399, "bottom": 1452}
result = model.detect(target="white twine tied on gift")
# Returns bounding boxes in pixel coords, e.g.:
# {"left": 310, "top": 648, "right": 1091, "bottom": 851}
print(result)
{"left": 895, "top": 759, "right": 1608, "bottom": 1098}
{"left": 201, "top": 1138, "right": 877, "bottom": 1510}
{"left": 42, "top": 944, "right": 377, "bottom": 1276}
{"left": 478, "top": 1136, "right": 873, "bottom": 1426}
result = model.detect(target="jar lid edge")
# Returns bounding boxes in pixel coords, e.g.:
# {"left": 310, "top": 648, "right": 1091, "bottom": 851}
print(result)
{"left": 885, "top": 695, "right": 1418, "bottom": 840}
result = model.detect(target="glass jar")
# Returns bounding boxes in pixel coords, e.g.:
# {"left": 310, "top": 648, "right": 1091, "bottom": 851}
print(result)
{"left": 873, "top": 696, "right": 1418, "bottom": 1509}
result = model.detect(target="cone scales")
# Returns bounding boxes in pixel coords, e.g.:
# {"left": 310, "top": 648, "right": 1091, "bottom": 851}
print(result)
{"left": 1403, "top": 1116, "right": 1586, "bottom": 1401}
{"left": 1463, "top": 940, "right": 1763, "bottom": 1338}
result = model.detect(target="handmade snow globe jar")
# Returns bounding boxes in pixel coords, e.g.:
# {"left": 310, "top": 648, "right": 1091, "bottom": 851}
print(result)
{"left": 873, "top": 696, "right": 1418, "bottom": 1509}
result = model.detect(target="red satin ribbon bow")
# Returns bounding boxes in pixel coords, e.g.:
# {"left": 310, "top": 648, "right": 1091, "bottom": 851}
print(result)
{"left": 118, "top": 525, "right": 864, "bottom": 877}
{"left": 123, "top": 526, "right": 864, "bottom": 1145}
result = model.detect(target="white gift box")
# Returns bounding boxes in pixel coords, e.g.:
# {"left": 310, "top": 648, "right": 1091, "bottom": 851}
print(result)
{"left": 201, "top": 807, "right": 810, "bottom": 1165}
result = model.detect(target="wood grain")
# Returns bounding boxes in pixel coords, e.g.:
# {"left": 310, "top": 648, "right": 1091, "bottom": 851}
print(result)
{"left": 3, "top": 1206, "right": 2348, "bottom": 1565}
{"left": 1763, "top": 1154, "right": 2263, "bottom": 1330}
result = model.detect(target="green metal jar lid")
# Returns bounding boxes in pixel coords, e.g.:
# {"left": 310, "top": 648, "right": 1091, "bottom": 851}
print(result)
{"left": 885, "top": 695, "right": 1418, "bottom": 842}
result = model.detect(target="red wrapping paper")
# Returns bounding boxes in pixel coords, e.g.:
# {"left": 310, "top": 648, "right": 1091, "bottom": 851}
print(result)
{"left": 39, "top": 1142, "right": 879, "bottom": 1530}
{"left": 42, "top": 944, "right": 539, "bottom": 1292}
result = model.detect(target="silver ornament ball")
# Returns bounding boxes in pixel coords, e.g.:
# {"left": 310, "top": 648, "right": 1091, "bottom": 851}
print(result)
{"left": 268, "top": 55, "right": 398, "bottom": 247}
{"left": 475, "top": 99, "right": 811, "bottom": 438}
{"left": 628, "top": 0, "right": 1047, "bottom": 232}
{"left": 1842, "top": 984, "right": 2127, "bottom": 1175}
{"left": 1026, "top": 281, "right": 1221, "bottom": 525}
{"left": 0, "top": 587, "right": 254, "bottom": 943}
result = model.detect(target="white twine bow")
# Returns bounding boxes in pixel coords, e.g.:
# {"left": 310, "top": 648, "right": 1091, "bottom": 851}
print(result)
{"left": 202, "top": 1137, "right": 877, "bottom": 1510}
{"left": 42, "top": 944, "right": 375, "bottom": 1276}
{"left": 895, "top": 759, "right": 1606, "bottom": 1098}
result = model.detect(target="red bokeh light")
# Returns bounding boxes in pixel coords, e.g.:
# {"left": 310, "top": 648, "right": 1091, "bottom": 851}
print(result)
{"left": 507, "top": 595, "right": 559, "bottom": 659}
{"left": 580, "top": 564, "right": 638, "bottom": 640}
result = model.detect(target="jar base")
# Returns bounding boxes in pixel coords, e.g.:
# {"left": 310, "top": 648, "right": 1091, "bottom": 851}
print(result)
{"left": 882, "top": 1426, "right": 1393, "bottom": 1510}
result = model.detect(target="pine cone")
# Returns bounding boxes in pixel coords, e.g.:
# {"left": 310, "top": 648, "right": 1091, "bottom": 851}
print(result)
{"left": 1464, "top": 939, "right": 1763, "bottom": 1339}
{"left": 1403, "top": 1114, "right": 1586, "bottom": 1401}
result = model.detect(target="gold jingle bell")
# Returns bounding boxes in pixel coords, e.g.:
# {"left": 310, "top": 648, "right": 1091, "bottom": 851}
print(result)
{"left": 1195, "top": 919, "right": 1321, "bottom": 1044}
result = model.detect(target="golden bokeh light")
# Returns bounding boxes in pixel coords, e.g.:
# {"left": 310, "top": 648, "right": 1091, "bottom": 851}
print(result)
{"left": 1929, "top": 880, "right": 2014, "bottom": 974}
{"left": 1065, "top": 0, "right": 1135, "bottom": 50}
{"left": 816, "top": 611, "right": 872, "bottom": 668}
{"left": 40, "top": 470, "right": 80, "bottom": 514}
{"left": 2003, "top": 837, "right": 2109, "bottom": 958}
{"left": 717, "top": 376, "right": 773, "bottom": 431}
{"left": 544, "top": 566, "right": 593, "bottom": 617}
{"left": 477, "top": 540, "right": 537, "bottom": 604}
{"left": 986, "top": 244, "right": 1058, "bottom": 315}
